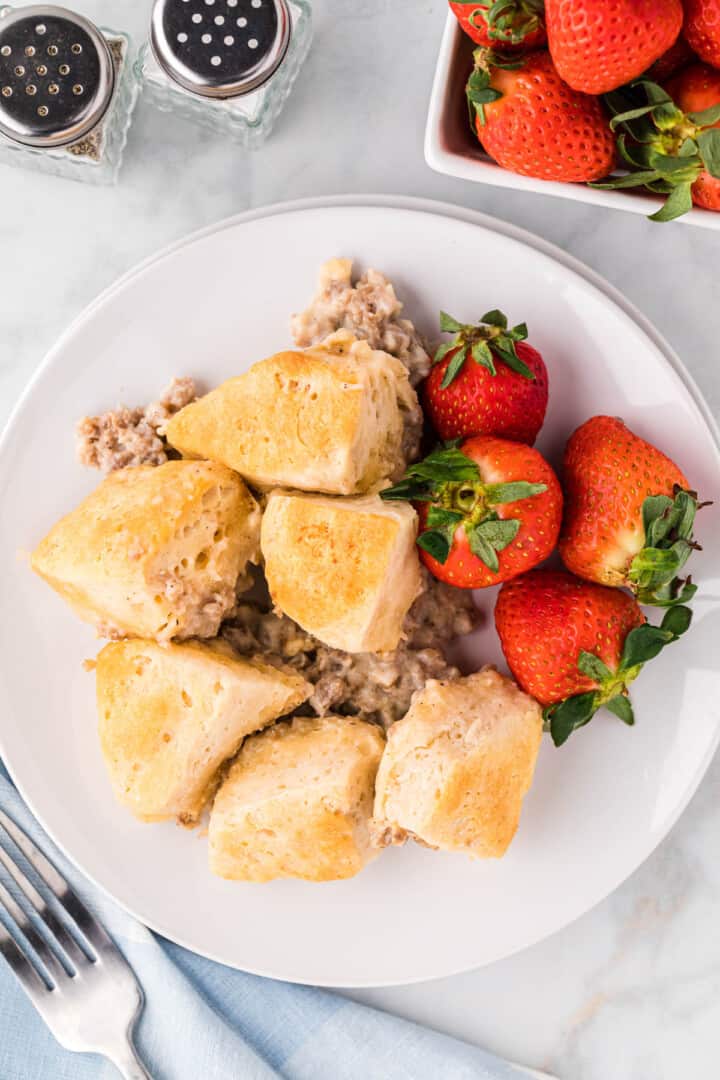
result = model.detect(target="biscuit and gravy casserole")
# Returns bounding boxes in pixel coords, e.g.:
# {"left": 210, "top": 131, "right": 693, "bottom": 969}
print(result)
{"left": 33, "top": 260, "right": 543, "bottom": 884}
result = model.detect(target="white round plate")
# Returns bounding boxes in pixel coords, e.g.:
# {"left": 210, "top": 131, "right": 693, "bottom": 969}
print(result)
{"left": 1, "top": 197, "right": 719, "bottom": 988}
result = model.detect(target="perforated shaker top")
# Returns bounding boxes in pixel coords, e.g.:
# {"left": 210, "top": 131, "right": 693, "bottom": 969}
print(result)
{"left": 151, "top": 0, "right": 291, "bottom": 99}
{"left": 0, "top": 5, "right": 114, "bottom": 147}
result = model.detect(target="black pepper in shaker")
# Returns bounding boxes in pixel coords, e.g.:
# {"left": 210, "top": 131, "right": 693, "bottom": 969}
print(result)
{"left": 0, "top": 4, "right": 139, "bottom": 183}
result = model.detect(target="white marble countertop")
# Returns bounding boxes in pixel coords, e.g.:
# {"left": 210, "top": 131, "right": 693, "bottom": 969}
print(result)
{"left": 1, "top": 2, "right": 719, "bottom": 1078}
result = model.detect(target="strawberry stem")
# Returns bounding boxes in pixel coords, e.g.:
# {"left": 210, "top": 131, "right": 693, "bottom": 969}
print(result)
{"left": 466, "top": 47, "right": 524, "bottom": 127}
{"left": 591, "top": 79, "right": 720, "bottom": 223}
{"left": 455, "top": 0, "right": 544, "bottom": 45}
{"left": 434, "top": 309, "right": 533, "bottom": 388}
{"left": 627, "top": 488, "right": 705, "bottom": 606}
{"left": 381, "top": 444, "right": 546, "bottom": 572}
{"left": 484, "top": 0, "right": 544, "bottom": 44}
{"left": 544, "top": 605, "right": 692, "bottom": 746}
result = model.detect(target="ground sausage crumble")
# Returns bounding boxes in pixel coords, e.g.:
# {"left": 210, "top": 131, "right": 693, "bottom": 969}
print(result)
{"left": 291, "top": 258, "right": 432, "bottom": 388}
{"left": 76, "top": 376, "right": 197, "bottom": 472}
{"left": 222, "top": 570, "right": 478, "bottom": 729}
{"left": 74, "top": 264, "right": 477, "bottom": 726}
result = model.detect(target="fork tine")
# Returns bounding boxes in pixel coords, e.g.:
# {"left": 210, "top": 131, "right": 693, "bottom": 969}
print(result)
{"left": 0, "top": 843, "right": 88, "bottom": 969}
{"left": 0, "top": 817, "right": 149, "bottom": 1077}
{"left": 0, "top": 814, "right": 95, "bottom": 966}
{"left": 0, "top": 875, "right": 67, "bottom": 984}
{"left": 0, "top": 809, "right": 115, "bottom": 958}
{"left": 0, "top": 917, "right": 49, "bottom": 997}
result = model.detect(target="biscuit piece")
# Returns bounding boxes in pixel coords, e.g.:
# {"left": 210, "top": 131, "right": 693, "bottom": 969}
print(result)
{"left": 260, "top": 490, "right": 422, "bottom": 653}
{"left": 31, "top": 461, "right": 261, "bottom": 642}
{"left": 209, "top": 715, "right": 385, "bottom": 882}
{"left": 372, "top": 668, "right": 543, "bottom": 858}
{"left": 97, "top": 639, "right": 310, "bottom": 824}
{"left": 164, "top": 330, "right": 419, "bottom": 495}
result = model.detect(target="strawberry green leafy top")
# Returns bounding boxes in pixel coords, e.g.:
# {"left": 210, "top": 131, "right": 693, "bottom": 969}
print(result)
{"left": 454, "top": 0, "right": 545, "bottom": 45}
{"left": 380, "top": 444, "right": 545, "bottom": 572}
{"left": 593, "top": 78, "right": 720, "bottom": 221}
{"left": 630, "top": 487, "right": 704, "bottom": 606}
{"left": 434, "top": 309, "right": 535, "bottom": 388}
{"left": 546, "top": 604, "right": 693, "bottom": 746}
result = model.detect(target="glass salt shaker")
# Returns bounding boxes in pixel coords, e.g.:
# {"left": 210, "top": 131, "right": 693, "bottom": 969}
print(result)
{"left": 0, "top": 5, "right": 139, "bottom": 184}
{"left": 138, "top": 0, "right": 312, "bottom": 148}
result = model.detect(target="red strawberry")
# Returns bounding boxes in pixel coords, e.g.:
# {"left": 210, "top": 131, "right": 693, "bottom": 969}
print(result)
{"left": 380, "top": 436, "right": 562, "bottom": 589}
{"left": 596, "top": 76, "right": 720, "bottom": 218}
{"left": 689, "top": 169, "right": 720, "bottom": 209}
{"left": 666, "top": 63, "right": 720, "bottom": 210}
{"left": 467, "top": 49, "right": 617, "bottom": 183}
{"left": 495, "top": 568, "right": 692, "bottom": 745}
{"left": 422, "top": 310, "right": 548, "bottom": 444}
{"left": 683, "top": 0, "right": 720, "bottom": 71}
{"left": 666, "top": 61, "right": 720, "bottom": 112}
{"left": 449, "top": 0, "right": 546, "bottom": 49}
{"left": 559, "top": 416, "right": 703, "bottom": 606}
{"left": 545, "top": 0, "right": 683, "bottom": 94}
{"left": 646, "top": 37, "right": 695, "bottom": 83}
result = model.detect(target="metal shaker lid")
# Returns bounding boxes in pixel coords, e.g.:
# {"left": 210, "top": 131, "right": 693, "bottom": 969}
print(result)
{"left": 150, "top": 0, "right": 291, "bottom": 100}
{"left": 0, "top": 5, "right": 114, "bottom": 148}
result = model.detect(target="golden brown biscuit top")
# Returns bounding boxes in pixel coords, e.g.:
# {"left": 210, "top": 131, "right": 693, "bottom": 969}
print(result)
{"left": 261, "top": 491, "right": 419, "bottom": 640}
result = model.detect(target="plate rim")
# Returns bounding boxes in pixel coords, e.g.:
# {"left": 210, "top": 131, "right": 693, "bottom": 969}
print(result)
{"left": 2, "top": 194, "right": 719, "bottom": 988}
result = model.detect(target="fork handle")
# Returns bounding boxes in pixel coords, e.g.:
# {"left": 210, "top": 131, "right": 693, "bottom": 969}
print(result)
{"left": 106, "top": 1040, "right": 153, "bottom": 1080}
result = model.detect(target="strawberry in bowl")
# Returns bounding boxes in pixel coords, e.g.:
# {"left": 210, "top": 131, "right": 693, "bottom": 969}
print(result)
{"left": 646, "top": 37, "right": 695, "bottom": 83}
{"left": 595, "top": 74, "right": 720, "bottom": 219}
{"left": 665, "top": 63, "right": 720, "bottom": 212}
{"left": 545, "top": 0, "right": 683, "bottom": 95}
{"left": 380, "top": 436, "right": 562, "bottom": 588}
{"left": 495, "top": 569, "right": 693, "bottom": 745}
{"left": 466, "top": 49, "right": 617, "bottom": 183}
{"left": 423, "top": 309, "right": 548, "bottom": 444}
{"left": 449, "top": 0, "right": 546, "bottom": 48}
{"left": 559, "top": 416, "right": 705, "bottom": 607}
{"left": 683, "top": 0, "right": 720, "bottom": 70}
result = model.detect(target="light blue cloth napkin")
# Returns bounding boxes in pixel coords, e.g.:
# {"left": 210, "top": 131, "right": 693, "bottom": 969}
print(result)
{"left": 0, "top": 762, "right": 530, "bottom": 1080}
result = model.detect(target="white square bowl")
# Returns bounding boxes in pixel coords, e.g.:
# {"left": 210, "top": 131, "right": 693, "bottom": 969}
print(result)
{"left": 425, "top": 13, "right": 720, "bottom": 231}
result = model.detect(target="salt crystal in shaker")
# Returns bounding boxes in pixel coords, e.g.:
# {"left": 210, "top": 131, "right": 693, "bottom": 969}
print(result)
{"left": 138, "top": 0, "right": 312, "bottom": 148}
{"left": 0, "top": 4, "right": 139, "bottom": 184}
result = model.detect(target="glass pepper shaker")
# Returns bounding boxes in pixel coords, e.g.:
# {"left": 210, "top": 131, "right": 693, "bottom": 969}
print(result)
{"left": 0, "top": 4, "right": 139, "bottom": 184}
{"left": 138, "top": 0, "right": 312, "bottom": 148}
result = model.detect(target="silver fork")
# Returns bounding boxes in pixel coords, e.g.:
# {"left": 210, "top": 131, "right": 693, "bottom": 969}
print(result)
{"left": 0, "top": 807, "right": 151, "bottom": 1079}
